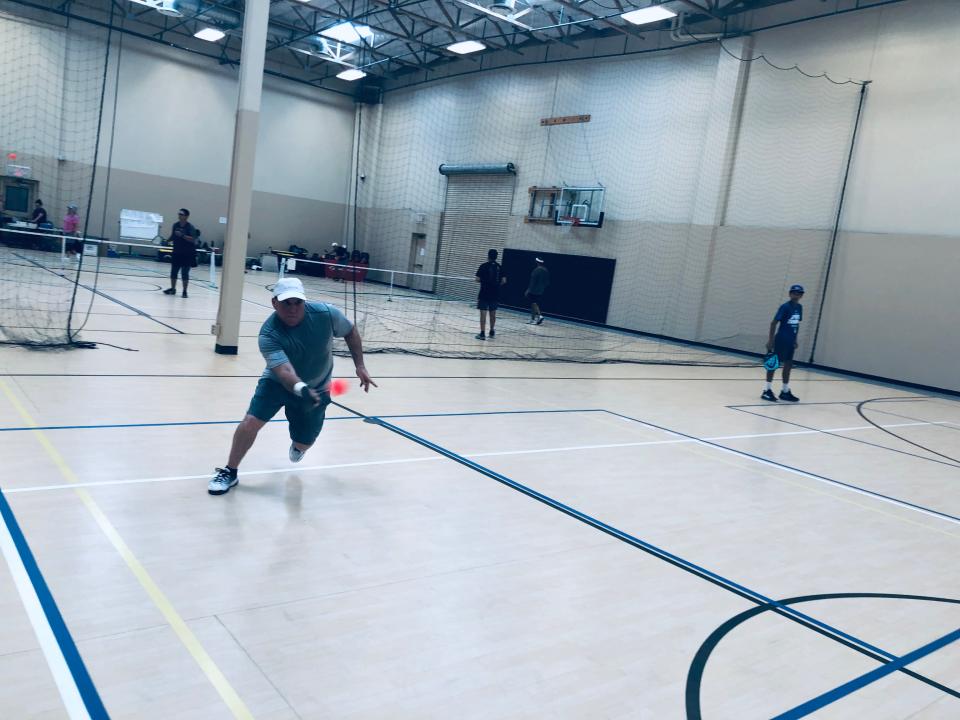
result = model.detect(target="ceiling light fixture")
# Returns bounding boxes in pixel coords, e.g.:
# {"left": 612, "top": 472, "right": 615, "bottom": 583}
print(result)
{"left": 194, "top": 27, "right": 226, "bottom": 42}
{"left": 621, "top": 5, "right": 677, "bottom": 25}
{"left": 337, "top": 68, "right": 367, "bottom": 81}
{"left": 447, "top": 40, "right": 486, "bottom": 55}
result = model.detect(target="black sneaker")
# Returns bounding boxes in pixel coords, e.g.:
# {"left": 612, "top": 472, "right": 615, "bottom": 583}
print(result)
{"left": 475, "top": 333, "right": 485, "bottom": 340}
{"left": 163, "top": 288, "right": 175, "bottom": 295}
{"left": 761, "top": 389, "right": 778, "bottom": 402}
{"left": 488, "top": 329, "right": 495, "bottom": 338}
{"left": 779, "top": 390, "right": 800, "bottom": 402}
{"left": 535, "top": 316, "right": 544, "bottom": 325}
{"left": 208, "top": 467, "right": 238, "bottom": 495}
{"left": 181, "top": 290, "right": 188, "bottom": 298}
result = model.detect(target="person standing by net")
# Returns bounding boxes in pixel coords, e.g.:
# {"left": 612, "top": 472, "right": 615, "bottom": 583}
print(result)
{"left": 475, "top": 248, "right": 506, "bottom": 340}
{"left": 525, "top": 257, "right": 550, "bottom": 325}
{"left": 762, "top": 284, "right": 804, "bottom": 403}
{"left": 208, "top": 277, "right": 377, "bottom": 496}
{"left": 164, "top": 208, "right": 196, "bottom": 298}
{"left": 63, "top": 204, "right": 81, "bottom": 258}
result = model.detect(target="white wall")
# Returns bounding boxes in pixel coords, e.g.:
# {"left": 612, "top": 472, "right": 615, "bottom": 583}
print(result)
{"left": 750, "top": 0, "right": 960, "bottom": 389}
{"left": 0, "top": 13, "right": 356, "bottom": 254}
{"left": 750, "top": 0, "right": 960, "bottom": 237}
{"left": 109, "top": 41, "right": 355, "bottom": 204}
{"left": 355, "top": 0, "right": 960, "bottom": 390}
{"left": 357, "top": 41, "right": 853, "bottom": 357}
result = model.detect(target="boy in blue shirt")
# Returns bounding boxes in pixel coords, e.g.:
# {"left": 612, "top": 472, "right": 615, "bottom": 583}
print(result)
{"left": 762, "top": 284, "right": 804, "bottom": 402}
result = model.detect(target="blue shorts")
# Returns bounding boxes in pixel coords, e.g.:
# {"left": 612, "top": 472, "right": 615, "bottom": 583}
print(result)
{"left": 247, "top": 378, "right": 331, "bottom": 446}
{"left": 477, "top": 297, "right": 498, "bottom": 311}
{"left": 774, "top": 338, "right": 796, "bottom": 364}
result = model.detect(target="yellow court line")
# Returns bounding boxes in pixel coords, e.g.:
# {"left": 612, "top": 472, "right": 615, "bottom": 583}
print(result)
{"left": 0, "top": 379, "right": 255, "bottom": 720}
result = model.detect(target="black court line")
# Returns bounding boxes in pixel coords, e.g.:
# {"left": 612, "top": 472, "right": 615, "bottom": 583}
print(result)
{"left": 69, "top": 328, "right": 180, "bottom": 336}
{"left": 0, "top": 408, "right": 604, "bottom": 433}
{"left": 728, "top": 396, "right": 931, "bottom": 409}
{"left": 0, "top": 373, "right": 849, "bottom": 381}
{"left": 18, "top": 255, "right": 185, "bottom": 335}
{"left": 328, "top": 399, "right": 957, "bottom": 702}
{"left": 685, "top": 593, "right": 960, "bottom": 720}
{"left": 74, "top": 289, "right": 184, "bottom": 333}
{"left": 857, "top": 398, "right": 960, "bottom": 466}
{"left": 865, "top": 403, "right": 960, "bottom": 434}
{"left": 727, "top": 405, "right": 960, "bottom": 470}
{"left": 603, "top": 409, "right": 960, "bottom": 525}
{"left": 774, "top": 626, "right": 960, "bottom": 719}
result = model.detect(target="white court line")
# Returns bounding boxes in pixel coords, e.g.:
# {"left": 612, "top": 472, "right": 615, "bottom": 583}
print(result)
{"left": 0, "top": 515, "right": 90, "bottom": 719}
{"left": 613, "top": 416, "right": 960, "bottom": 526}
{"left": 6, "top": 419, "right": 951, "bottom": 495}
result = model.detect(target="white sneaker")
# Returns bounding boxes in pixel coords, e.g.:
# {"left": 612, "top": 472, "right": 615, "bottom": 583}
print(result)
{"left": 289, "top": 444, "right": 306, "bottom": 463}
{"left": 208, "top": 467, "right": 238, "bottom": 495}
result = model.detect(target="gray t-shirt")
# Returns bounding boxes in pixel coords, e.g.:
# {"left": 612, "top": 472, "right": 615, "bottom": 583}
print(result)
{"left": 259, "top": 302, "right": 353, "bottom": 388}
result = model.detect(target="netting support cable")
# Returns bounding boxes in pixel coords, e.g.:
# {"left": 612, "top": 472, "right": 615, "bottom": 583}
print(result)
{"left": 348, "top": 102, "right": 363, "bottom": 326}
{"left": 693, "top": 35, "right": 753, "bottom": 342}
{"left": 808, "top": 81, "right": 870, "bottom": 365}
{"left": 66, "top": 0, "right": 116, "bottom": 346}
{"left": 73, "top": 18, "right": 124, "bottom": 340}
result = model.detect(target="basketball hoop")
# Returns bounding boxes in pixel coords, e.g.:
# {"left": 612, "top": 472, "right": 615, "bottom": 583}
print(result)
{"left": 557, "top": 216, "right": 582, "bottom": 227}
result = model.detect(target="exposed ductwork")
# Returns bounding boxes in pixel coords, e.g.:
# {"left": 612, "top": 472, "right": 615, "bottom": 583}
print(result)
{"left": 439, "top": 163, "right": 517, "bottom": 175}
{"left": 175, "top": 0, "right": 242, "bottom": 27}
{"left": 670, "top": 11, "right": 726, "bottom": 42}
{"left": 489, "top": 0, "right": 518, "bottom": 14}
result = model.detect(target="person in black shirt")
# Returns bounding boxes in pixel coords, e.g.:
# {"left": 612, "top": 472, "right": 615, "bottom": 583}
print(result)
{"left": 474, "top": 248, "right": 506, "bottom": 340}
{"left": 31, "top": 199, "right": 49, "bottom": 226}
{"left": 163, "top": 208, "right": 197, "bottom": 298}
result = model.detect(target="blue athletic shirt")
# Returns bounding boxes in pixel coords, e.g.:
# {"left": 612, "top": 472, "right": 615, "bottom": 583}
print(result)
{"left": 259, "top": 302, "right": 353, "bottom": 388}
{"left": 774, "top": 301, "right": 802, "bottom": 344}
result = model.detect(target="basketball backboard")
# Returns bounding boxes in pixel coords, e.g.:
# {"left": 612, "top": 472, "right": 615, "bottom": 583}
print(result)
{"left": 555, "top": 186, "right": 604, "bottom": 227}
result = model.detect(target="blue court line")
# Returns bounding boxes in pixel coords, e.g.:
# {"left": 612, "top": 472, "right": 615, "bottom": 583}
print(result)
{"left": 602, "top": 410, "right": 960, "bottom": 526}
{"left": 4, "top": 404, "right": 956, "bottom": 526}
{"left": 0, "top": 488, "right": 110, "bottom": 718}
{"left": 0, "top": 408, "right": 602, "bottom": 433}
{"left": 347, "top": 407, "right": 899, "bottom": 664}
{"left": 772, "top": 626, "right": 960, "bottom": 719}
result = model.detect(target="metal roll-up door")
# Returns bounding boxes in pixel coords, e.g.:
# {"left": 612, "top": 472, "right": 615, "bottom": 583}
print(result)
{"left": 436, "top": 172, "right": 516, "bottom": 299}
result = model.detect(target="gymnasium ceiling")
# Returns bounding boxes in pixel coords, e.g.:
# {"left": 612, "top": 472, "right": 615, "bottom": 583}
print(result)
{"left": 3, "top": 0, "right": 897, "bottom": 95}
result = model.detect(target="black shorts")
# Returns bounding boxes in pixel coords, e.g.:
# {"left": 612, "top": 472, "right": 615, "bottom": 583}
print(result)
{"left": 774, "top": 339, "right": 796, "bottom": 364}
{"left": 477, "top": 297, "right": 498, "bottom": 311}
{"left": 170, "top": 257, "right": 192, "bottom": 280}
{"left": 247, "top": 378, "right": 331, "bottom": 446}
{"left": 526, "top": 292, "right": 542, "bottom": 303}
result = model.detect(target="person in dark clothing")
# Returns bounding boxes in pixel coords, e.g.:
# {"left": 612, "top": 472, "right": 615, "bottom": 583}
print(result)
{"left": 474, "top": 248, "right": 506, "bottom": 340}
{"left": 762, "top": 284, "right": 804, "bottom": 403}
{"left": 164, "top": 208, "right": 197, "bottom": 298}
{"left": 525, "top": 257, "right": 550, "bottom": 325}
{"left": 31, "top": 200, "right": 49, "bottom": 226}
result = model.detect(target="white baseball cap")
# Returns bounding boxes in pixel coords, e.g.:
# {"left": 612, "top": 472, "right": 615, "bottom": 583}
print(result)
{"left": 273, "top": 277, "right": 306, "bottom": 302}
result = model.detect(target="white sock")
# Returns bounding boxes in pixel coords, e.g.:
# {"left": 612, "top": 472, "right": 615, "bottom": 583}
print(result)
{"left": 765, "top": 382, "right": 772, "bottom": 391}
{"left": 782, "top": 384, "right": 790, "bottom": 393}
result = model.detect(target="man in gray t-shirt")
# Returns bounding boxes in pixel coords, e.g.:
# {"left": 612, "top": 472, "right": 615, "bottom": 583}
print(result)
{"left": 209, "top": 277, "right": 377, "bottom": 495}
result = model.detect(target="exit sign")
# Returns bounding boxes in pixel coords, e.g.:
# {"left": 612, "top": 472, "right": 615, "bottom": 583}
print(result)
{"left": 5, "top": 164, "right": 31, "bottom": 179}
